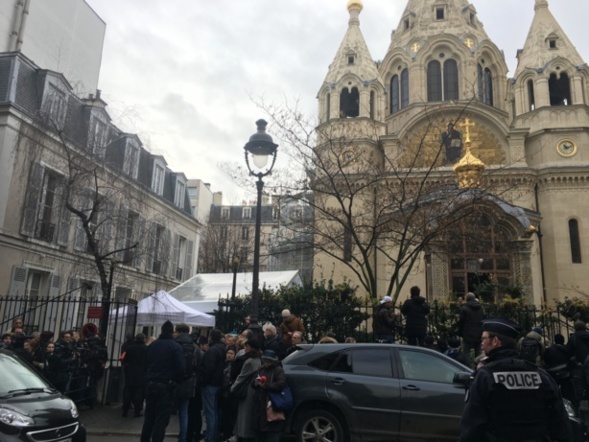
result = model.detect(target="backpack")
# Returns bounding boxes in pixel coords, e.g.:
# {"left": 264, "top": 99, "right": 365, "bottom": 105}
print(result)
{"left": 519, "top": 337, "right": 541, "bottom": 363}
{"left": 179, "top": 339, "right": 199, "bottom": 379}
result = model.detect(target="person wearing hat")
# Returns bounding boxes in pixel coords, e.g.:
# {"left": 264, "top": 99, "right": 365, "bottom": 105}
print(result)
{"left": 252, "top": 349, "right": 287, "bottom": 442}
{"left": 140, "top": 320, "right": 185, "bottom": 442}
{"left": 460, "top": 318, "right": 571, "bottom": 442}
{"left": 374, "top": 295, "right": 401, "bottom": 344}
{"left": 279, "top": 309, "right": 305, "bottom": 348}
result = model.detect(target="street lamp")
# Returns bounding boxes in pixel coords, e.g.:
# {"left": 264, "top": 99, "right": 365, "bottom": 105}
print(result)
{"left": 231, "top": 255, "right": 240, "bottom": 302}
{"left": 243, "top": 119, "right": 278, "bottom": 340}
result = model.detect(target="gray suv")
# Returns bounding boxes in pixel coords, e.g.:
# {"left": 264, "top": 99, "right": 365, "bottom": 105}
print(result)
{"left": 282, "top": 343, "right": 581, "bottom": 441}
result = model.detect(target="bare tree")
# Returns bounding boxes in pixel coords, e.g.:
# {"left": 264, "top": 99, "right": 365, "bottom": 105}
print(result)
{"left": 198, "top": 223, "right": 243, "bottom": 273}
{"left": 248, "top": 98, "right": 527, "bottom": 304}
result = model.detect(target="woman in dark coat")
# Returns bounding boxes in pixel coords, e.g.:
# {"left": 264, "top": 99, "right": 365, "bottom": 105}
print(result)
{"left": 231, "top": 339, "right": 261, "bottom": 442}
{"left": 121, "top": 333, "right": 148, "bottom": 417}
{"left": 252, "top": 350, "right": 286, "bottom": 442}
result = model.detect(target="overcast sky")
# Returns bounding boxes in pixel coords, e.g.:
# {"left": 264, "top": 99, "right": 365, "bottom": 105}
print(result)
{"left": 85, "top": 0, "right": 589, "bottom": 203}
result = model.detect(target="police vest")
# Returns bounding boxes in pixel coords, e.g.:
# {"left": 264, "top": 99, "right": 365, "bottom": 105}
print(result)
{"left": 480, "top": 358, "right": 553, "bottom": 440}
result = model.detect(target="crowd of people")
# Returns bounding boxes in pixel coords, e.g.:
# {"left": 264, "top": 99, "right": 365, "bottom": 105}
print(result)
{"left": 1, "top": 317, "right": 109, "bottom": 407}
{"left": 134, "top": 309, "right": 306, "bottom": 442}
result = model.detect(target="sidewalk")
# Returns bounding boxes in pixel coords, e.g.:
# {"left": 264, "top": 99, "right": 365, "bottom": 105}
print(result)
{"left": 79, "top": 404, "right": 179, "bottom": 438}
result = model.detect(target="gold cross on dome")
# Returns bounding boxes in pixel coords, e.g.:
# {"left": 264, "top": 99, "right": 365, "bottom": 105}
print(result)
{"left": 465, "top": 38, "right": 475, "bottom": 48}
{"left": 459, "top": 118, "right": 475, "bottom": 143}
{"left": 411, "top": 42, "right": 421, "bottom": 53}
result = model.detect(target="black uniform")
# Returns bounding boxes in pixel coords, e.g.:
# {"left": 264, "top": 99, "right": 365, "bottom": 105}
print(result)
{"left": 461, "top": 347, "right": 570, "bottom": 442}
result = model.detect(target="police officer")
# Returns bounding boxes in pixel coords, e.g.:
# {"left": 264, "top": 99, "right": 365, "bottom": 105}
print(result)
{"left": 460, "top": 318, "right": 571, "bottom": 442}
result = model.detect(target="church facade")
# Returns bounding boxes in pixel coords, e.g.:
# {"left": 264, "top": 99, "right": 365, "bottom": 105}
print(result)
{"left": 311, "top": 0, "right": 589, "bottom": 306}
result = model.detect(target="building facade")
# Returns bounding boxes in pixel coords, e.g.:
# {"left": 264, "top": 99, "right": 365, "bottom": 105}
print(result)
{"left": 0, "top": 52, "right": 201, "bottom": 310}
{"left": 312, "top": 0, "right": 589, "bottom": 305}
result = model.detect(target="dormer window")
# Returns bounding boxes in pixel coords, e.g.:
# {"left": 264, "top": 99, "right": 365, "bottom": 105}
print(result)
{"left": 151, "top": 161, "right": 165, "bottom": 195}
{"left": 221, "top": 208, "right": 230, "bottom": 219}
{"left": 549, "top": 39, "right": 557, "bottom": 49}
{"left": 404, "top": 19, "right": 410, "bottom": 30}
{"left": 89, "top": 116, "right": 107, "bottom": 157}
{"left": 347, "top": 52, "right": 356, "bottom": 65}
{"left": 243, "top": 207, "right": 252, "bottom": 219}
{"left": 174, "top": 178, "right": 186, "bottom": 208}
{"left": 123, "top": 140, "right": 140, "bottom": 179}
{"left": 546, "top": 33, "right": 559, "bottom": 50}
{"left": 45, "top": 84, "right": 67, "bottom": 129}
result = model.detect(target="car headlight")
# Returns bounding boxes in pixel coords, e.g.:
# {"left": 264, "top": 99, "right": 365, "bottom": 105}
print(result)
{"left": 0, "top": 406, "right": 35, "bottom": 427}
{"left": 70, "top": 401, "right": 79, "bottom": 419}
{"left": 563, "top": 399, "right": 578, "bottom": 419}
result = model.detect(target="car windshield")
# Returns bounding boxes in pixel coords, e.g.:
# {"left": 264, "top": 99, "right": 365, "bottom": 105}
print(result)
{"left": 0, "top": 352, "right": 52, "bottom": 396}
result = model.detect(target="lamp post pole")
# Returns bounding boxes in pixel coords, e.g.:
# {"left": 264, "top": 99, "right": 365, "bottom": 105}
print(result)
{"left": 231, "top": 255, "right": 240, "bottom": 302}
{"left": 243, "top": 119, "right": 278, "bottom": 342}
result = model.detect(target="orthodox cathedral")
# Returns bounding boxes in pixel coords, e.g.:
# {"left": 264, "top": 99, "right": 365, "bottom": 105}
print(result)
{"left": 311, "top": 0, "right": 588, "bottom": 305}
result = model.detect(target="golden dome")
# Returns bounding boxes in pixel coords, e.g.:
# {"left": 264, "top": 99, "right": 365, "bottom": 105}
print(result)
{"left": 453, "top": 142, "right": 485, "bottom": 189}
{"left": 347, "top": 0, "right": 363, "bottom": 12}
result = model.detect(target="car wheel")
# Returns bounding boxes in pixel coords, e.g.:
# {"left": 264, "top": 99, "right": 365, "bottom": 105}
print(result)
{"left": 295, "top": 409, "right": 344, "bottom": 442}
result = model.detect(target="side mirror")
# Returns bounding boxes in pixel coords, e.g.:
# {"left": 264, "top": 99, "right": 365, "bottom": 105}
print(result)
{"left": 453, "top": 372, "right": 471, "bottom": 385}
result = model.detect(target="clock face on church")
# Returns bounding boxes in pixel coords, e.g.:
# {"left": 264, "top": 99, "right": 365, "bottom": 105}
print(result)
{"left": 556, "top": 139, "right": 577, "bottom": 157}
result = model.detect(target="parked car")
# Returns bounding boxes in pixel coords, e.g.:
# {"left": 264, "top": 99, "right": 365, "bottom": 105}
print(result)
{"left": 0, "top": 348, "right": 86, "bottom": 441}
{"left": 282, "top": 343, "right": 583, "bottom": 442}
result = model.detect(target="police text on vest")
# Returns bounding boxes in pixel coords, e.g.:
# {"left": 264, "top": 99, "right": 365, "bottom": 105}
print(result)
{"left": 492, "top": 371, "right": 542, "bottom": 389}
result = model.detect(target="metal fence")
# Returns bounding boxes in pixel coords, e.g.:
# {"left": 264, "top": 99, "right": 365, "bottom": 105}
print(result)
{"left": 0, "top": 294, "right": 138, "bottom": 405}
{"left": 215, "top": 297, "right": 576, "bottom": 344}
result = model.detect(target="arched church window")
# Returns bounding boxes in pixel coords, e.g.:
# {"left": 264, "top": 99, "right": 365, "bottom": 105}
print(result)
{"left": 569, "top": 219, "right": 582, "bottom": 263}
{"left": 443, "top": 59, "right": 459, "bottom": 100}
{"left": 340, "top": 87, "right": 359, "bottom": 118}
{"left": 326, "top": 93, "right": 331, "bottom": 121}
{"left": 427, "top": 60, "right": 442, "bottom": 101}
{"left": 391, "top": 69, "right": 410, "bottom": 114}
{"left": 527, "top": 79, "right": 535, "bottom": 111}
{"left": 391, "top": 75, "right": 400, "bottom": 114}
{"left": 401, "top": 69, "right": 409, "bottom": 108}
{"left": 370, "top": 90, "right": 375, "bottom": 119}
{"left": 428, "top": 59, "right": 459, "bottom": 102}
{"left": 549, "top": 72, "right": 571, "bottom": 106}
{"left": 477, "top": 64, "right": 493, "bottom": 106}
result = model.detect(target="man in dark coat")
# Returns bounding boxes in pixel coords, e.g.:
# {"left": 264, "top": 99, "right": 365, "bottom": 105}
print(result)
{"left": 461, "top": 318, "right": 570, "bottom": 442}
{"left": 401, "top": 286, "right": 429, "bottom": 346}
{"left": 566, "top": 320, "right": 589, "bottom": 407}
{"left": 200, "top": 329, "right": 226, "bottom": 442}
{"left": 456, "top": 292, "right": 485, "bottom": 365}
{"left": 140, "top": 321, "right": 185, "bottom": 442}
{"left": 122, "top": 333, "right": 147, "bottom": 417}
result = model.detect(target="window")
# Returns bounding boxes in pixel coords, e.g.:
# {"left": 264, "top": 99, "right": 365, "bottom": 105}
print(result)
{"left": 240, "top": 247, "right": 249, "bottom": 264}
{"left": 123, "top": 140, "right": 140, "bottom": 179}
{"left": 187, "top": 187, "right": 198, "bottom": 198}
{"left": 243, "top": 207, "right": 252, "bottom": 219}
{"left": 220, "top": 226, "right": 228, "bottom": 239}
{"left": 242, "top": 226, "right": 249, "bottom": 241}
{"left": 173, "top": 235, "right": 187, "bottom": 280}
{"left": 569, "top": 219, "right": 582, "bottom": 263}
{"left": 549, "top": 39, "right": 557, "bottom": 49}
{"left": 549, "top": 72, "right": 571, "bottom": 106}
{"left": 340, "top": 87, "right": 359, "bottom": 118}
{"left": 391, "top": 75, "right": 400, "bottom": 114}
{"left": 272, "top": 207, "right": 279, "bottom": 220}
{"left": 175, "top": 180, "right": 186, "bottom": 207}
{"left": 221, "top": 208, "right": 230, "bottom": 219}
{"left": 369, "top": 91, "right": 375, "bottom": 119}
{"left": 404, "top": 19, "right": 410, "bottom": 30}
{"left": 326, "top": 93, "right": 331, "bottom": 120}
{"left": 401, "top": 69, "right": 409, "bottom": 108}
{"left": 21, "top": 163, "right": 69, "bottom": 246}
{"left": 344, "top": 228, "right": 352, "bottom": 262}
{"left": 150, "top": 224, "right": 166, "bottom": 274}
{"left": 348, "top": 55, "right": 355, "bottom": 65}
{"left": 45, "top": 84, "right": 67, "bottom": 129}
{"left": 349, "top": 349, "right": 392, "bottom": 377}
{"left": 427, "top": 59, "right": 459, "bottom": 102}
{"left": 528, "top": 79, "right": 535, "bottom": 111}
{"left": 152, "top": 164, "right": 165, "bottom": 195}
{"left": 477, "top": 64, "right": 493, "bottom": 106}
{"left": 398, "top": 350, "right": 458, "bottom": 383}
{"left": 436, "top": 7, "right": 445, "bottom": 20}
{"left": 89, "top": 117, "right": 107, "bottom": 156}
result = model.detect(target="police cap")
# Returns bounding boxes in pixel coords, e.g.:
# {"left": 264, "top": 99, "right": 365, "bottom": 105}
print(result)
{"left": 481, "top": 318, "right": 521, "bottom": 340}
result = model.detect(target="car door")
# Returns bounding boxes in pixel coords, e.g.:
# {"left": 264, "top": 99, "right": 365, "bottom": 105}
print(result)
{"left": 395, "top": 348, "right": 468, "bottom": 441}
{"left": 325, "top": 347, "right": 401, "bottom": 440}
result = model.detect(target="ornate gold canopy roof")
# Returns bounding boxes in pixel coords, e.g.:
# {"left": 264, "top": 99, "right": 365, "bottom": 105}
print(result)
{"left": 453, "top": 118, "right": 485, "bottom": 189}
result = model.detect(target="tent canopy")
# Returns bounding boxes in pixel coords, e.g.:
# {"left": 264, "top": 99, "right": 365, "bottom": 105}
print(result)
{"left": 111, "top": 290, "right": 215, "bottom": 327}
{"left": 170, "top": 270, "right": 302, "bottom": 313}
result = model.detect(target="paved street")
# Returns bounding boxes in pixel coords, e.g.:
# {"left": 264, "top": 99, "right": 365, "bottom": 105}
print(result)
{"left": 80, "top": 404, "right": 180, "bottom": 440}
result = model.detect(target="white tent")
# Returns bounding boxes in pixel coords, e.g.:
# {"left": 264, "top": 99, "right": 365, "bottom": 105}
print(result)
{"left": 170, "top": 270, "right": 302, "bottom": 313}
{"left": 111, "top": 290, "right": 215, "bottom": 327}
